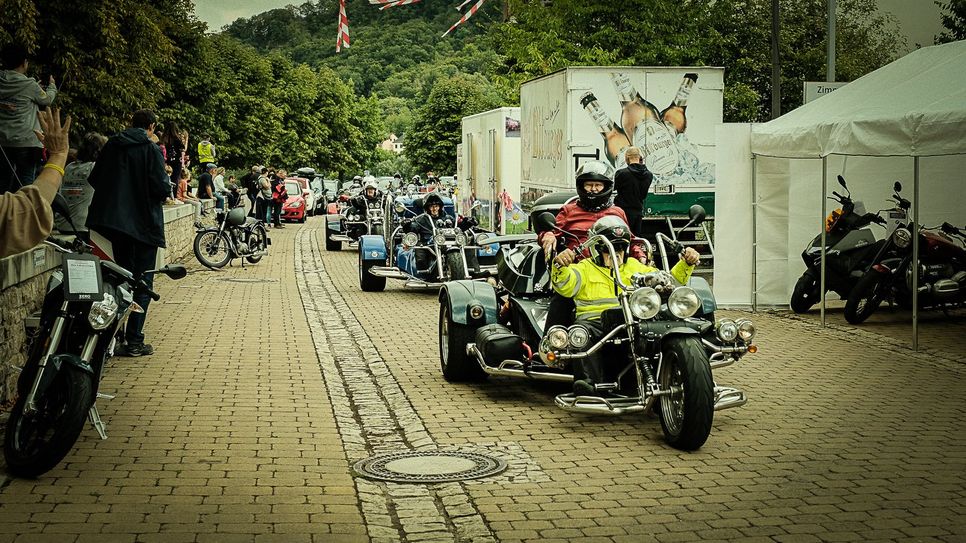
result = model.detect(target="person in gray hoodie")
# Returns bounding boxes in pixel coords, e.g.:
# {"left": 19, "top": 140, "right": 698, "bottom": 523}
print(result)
{"left": 0, "top": 43, "right": 57, "bottom": 194}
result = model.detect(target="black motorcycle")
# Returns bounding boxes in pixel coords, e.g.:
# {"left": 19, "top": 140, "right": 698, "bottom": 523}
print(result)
{"left": 4, "top": 197, "right": 187, "bottom": 477}
{"left": 193, "top": 204, "right": 270, "bottom": 269}
{"left": 790, "top": 175, "right": 889, "bottom": 313}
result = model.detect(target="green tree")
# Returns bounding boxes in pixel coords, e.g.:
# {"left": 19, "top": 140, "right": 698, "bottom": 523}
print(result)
{"left": 936, "top": 0, "right": 966, "bottom": 43}
{"left": 406, "top": 75, "right": 497, "bottom": 175}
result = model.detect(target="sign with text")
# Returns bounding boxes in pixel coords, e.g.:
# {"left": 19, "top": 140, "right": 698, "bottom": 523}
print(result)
{"left": 804, "top": 81, "right": 847, "bottom": 104}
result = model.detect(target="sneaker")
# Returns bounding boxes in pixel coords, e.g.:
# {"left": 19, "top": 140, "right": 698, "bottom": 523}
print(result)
{"left": 120, "top": 343, "right": 154, "bottom": 357}
{"left": 573, "top": 379, "right": 596, "bottom": 396}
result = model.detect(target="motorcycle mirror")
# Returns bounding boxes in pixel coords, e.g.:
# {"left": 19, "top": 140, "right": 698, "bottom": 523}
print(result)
{"left": 687, "top": 204, "right": 707, "bottom": 227}
{"left": 894, "top": 181, "right": 902, "bottom": 193}
{"left": 534, "top": 212, "right": 557, "bottom": 233}
{"left": 160, "top": 264, "right": 188, "bottom": 280}
{"left": 837, "top": 175, "right": 847, "bottom": 189}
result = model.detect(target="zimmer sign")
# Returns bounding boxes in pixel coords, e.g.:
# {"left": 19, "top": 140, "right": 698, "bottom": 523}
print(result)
{"left": 804, "top": 81, "right": 847, "bottom": 104}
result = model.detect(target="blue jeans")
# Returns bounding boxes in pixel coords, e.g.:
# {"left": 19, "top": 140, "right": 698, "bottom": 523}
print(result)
{"left": 0, "top": 146, "right": 43, "bottom": 194}
{"left": 214, "top": 193, "right": 225, "bottom": 211}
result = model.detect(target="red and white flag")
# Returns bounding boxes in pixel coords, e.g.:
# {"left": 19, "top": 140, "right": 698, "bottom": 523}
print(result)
{"left": 336, "top": 0, "right": 350, "bottom": 52}
{"left": 379, "top": 0, "right": 421, "bottom": 11}
{"left": 443, "top": 0, "right": 487, "bottom": 37}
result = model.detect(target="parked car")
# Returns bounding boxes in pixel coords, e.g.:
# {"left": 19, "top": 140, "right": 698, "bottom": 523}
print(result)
{"left": 282, "top": 180, "right": 307, "bottom": 223}
{"left": 286, "top": 176, "right": 316, "bottom": 217}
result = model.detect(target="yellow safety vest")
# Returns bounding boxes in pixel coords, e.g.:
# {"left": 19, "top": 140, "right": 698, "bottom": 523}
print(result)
{"left": 197, "top": 141, "right": 215, "bottom": 163}
{"left": 552, "top": 257, "right": 694, "bottom": 320}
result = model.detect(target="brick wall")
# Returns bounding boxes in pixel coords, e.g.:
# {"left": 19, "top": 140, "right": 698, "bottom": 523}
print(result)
{"left": 0, "top": 202, "right": 203, "bottom": 406}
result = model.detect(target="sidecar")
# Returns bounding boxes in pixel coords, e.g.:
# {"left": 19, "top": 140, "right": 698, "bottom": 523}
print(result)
{"left": 436, "top": 199, "right": 756, "bottom": 450}
{"left": 357, "top": 193, "right": 504, "bottom": 292}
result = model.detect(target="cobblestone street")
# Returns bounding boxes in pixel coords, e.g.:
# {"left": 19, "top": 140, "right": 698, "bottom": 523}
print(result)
{"left": 2, "top": 217, "right": 965, "bottom": 542}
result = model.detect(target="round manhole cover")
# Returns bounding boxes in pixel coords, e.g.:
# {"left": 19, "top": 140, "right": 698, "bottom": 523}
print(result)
{"left": 353, "top": 450, "right": 507, "bottom": 483}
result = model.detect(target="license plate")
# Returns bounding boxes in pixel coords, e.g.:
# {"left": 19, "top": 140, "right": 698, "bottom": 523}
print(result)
{"left": 889, "top": 210, "right": 906, "bottom": 220}
{"left": 655, "top": 184, "right": 675, "bottom": 195}
{"left": 62, "top": 253, "right": 104, "bottom": 302}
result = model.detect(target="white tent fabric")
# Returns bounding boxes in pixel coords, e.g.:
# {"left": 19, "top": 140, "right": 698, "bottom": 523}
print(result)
{"left": 751, "top": 40, "right": 966, "bottom": 158}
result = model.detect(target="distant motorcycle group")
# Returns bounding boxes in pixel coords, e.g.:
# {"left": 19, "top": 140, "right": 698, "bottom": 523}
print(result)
{"left": 791, "top": 175, "right": 966, "bottom": 323}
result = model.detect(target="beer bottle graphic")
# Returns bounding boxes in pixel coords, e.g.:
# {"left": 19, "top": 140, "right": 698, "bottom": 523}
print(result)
{"left": 661, "top": 73, "right": 698, "bottom": 134}
{"left": 610, "top": 72, "right": 680, "bottom": 175}
{"left": 580, "top": 91, "right": 630, "bottom": 168}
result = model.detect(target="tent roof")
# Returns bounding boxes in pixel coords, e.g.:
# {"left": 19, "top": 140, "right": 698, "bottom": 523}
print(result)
{"left": 751, "top": 40, "right": 966, "bottom": 158}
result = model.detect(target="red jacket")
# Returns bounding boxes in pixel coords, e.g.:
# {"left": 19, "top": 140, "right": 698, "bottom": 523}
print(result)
{"left": 538, "top": 202, "right": 644, "bottom": 259}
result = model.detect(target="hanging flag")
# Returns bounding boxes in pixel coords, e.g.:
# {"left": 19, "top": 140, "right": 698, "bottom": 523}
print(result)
{"left": 336, "top": 0, "right": 350, "bottom": 52}
{"left": 379, "top": 0, "right": 421, "bottom": 10}
{"left": 505, "top": 203, "right": 527, "bottom": 226}
{"left": 442, "top": 0, "right": 487, "bottom": 37}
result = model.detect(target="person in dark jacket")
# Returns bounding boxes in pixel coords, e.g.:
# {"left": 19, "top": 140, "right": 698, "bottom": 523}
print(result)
{"left": 613, "top": 146, "right": 653, "bottom": 237}
{"left": 408, "top": 192, "right": 454, "bottom": 276}
{"left": 86, "top": 109, "right": 170, "bottom": 357}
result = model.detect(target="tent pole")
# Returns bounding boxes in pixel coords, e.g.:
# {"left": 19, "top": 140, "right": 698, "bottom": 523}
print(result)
{"left": 821, "top": 156, "right": 827, "bottom": 327}
{"left": 752, "top": 154, "right": 758, "bottom": 312}
{"left": 912, "top": 156, "right": 920, "bottom": 351}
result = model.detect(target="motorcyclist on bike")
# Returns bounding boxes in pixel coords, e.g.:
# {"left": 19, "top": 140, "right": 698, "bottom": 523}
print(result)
{"left": 407, "top": 192, "right": 454, "bottom": 274}
{"left": 539, "top": 160, "right": 646, "bottom": 328}
{"left": 349, "top": 179, "right": 383, "bottom": 218}
{"left": 552, "top": 216, "right": 700, "bottom": 395}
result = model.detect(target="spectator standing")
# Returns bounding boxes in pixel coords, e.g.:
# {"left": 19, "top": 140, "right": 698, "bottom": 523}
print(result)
{"left": 270, "top": 170, "right": 287, "bottom": 228}
{"left": 240, "top": 165, "right": 259, "bottom": 216}
{"left": 255, "top": 167, "right": 272, "bottom": 226}
{"left": 613, "top": 146, "right": 653, "bottom": 237}
{"left": 161, "top": 121, "right": 187, "bottom": 199}
{"left": 196, "top": 134, "right": 215, "bottom": 168}
{"left": 0, "top": 43, "right": 58, "bottom": 193}
{"left": 86, "top": 109, "right": 170, "bottom": 357}
{"left": 54, "top": 132, "right": 107, "bottom": 237}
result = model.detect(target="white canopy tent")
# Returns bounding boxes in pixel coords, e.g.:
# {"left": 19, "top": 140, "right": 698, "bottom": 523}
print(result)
{"left": 715, "top": 40, "right": 966, "bottom": 349}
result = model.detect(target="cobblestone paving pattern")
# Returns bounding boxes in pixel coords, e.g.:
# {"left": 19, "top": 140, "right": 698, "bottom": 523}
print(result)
{"left": 322, "top": 219, "right": 966, "bottom": 543}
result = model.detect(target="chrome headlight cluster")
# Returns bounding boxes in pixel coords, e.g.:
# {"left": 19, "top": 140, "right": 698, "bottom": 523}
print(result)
{"left": 542, "top": 325, "right": 591, "bottom": 351}
{"left": 433, "top": 233, "right": 447, "bottom": 246}
{"left": 629, "top": 287, "right": 661, "bottom": 320}
{"left": 546, "top": 326, "right": 569, "bottom": 350}
{"left": 668, "top": 287, "right": 700, "bottom": 318}
{"left": 402, "top": 232, "right": 419, "bottom": 248}
{"left": 892, "top": 228, "right": 912, "bottom": 249}
{"left": 715, "top": 318, "right": 756, "bottom": 343}
{"left": 88, "top": 293, "right": 118, "bottom": 330}
{"left": 568, "top": 325, "right": 590, "bottom": 349}
{"left": 454, "top": 233, "right": 467, "bottom": 246}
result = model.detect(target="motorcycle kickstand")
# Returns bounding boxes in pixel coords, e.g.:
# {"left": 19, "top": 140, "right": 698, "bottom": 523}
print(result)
{"left": 88, "top": 404, "right": 108, "bottom": 440}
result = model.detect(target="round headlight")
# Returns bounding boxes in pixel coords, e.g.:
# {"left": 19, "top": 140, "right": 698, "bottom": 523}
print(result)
{"left": 892, "top": 228, "right": 912, "bottom": 249}
{"left": 546, "top": 326, "right": 569, "bottom": 350}
{"left": 88, "top": 293, "right": 118, "bottom": 330}
{"left": 454, "top": 233, "right": 467, "bottom": 246}
{"left": 568, "top": 325, "right": 590, "bottom": 350}
{"left": 402, "top": 232, "right": 418, "bottom": 248}
{"left": 737, "top": 319, "right": 756, "bottom": 342}
{"left": 716, "top": 319, "right": 739, "bottom": 342}
{"left": 668, "top": 287, "right": 700, "bottom": 318}
{"left": 394, "top": 202, "right": 406, "bottom": 213}
{"left": 629, "top": 287, "right": 661, "bottom": 320}
{"left": 433, "top": 233, "right": 447, "bottom": 245}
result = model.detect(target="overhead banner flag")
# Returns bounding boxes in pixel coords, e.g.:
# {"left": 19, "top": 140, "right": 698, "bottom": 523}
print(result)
{"left": 443, "top": 0, "right": 487, "bottom": 37}
{"left": 337, "top": 0, "right": 489, "bottom": 49}
{"left": 336, "top": 0, "right": 350, "bottom": 52}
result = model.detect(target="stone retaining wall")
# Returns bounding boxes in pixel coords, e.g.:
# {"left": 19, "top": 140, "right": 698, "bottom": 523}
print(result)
{"left": 0, "top": 202, "right": 205, "bottom": 405}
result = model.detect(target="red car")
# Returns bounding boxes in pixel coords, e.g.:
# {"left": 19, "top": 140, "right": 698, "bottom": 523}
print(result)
{"left": 281, "top": 179, "right": 307, "bottom": 223}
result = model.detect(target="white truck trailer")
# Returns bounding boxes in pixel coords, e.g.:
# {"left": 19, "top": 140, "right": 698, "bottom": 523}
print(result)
{"left": 519, "top": 66, "right": 724, "bottom": 218}
{"left": 458, "top": 107, "right": 523, "bottom": 234}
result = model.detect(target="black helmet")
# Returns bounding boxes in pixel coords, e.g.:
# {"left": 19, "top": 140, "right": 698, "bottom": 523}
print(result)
{"left": 588, "top": 215, "right": 631, "bottom": 266}
{"left": 423, "top": 193, "right": 444, "bottom": 215}
{"left": 574, "top": 160, "right": 615, "bottom": 212}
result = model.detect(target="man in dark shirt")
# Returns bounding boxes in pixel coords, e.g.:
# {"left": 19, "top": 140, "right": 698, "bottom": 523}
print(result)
{"left": 613, "top": 146, "right": 653, "bottom": 237}
{"left": 196, "top": 163, "right": 217, "bottom": 209}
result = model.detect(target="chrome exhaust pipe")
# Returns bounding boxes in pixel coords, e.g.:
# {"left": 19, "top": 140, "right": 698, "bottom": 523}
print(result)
{"left": 714, "top": 386, "right": 747, "bottom": 411}
{"left": 467, "top": 344, "right": 573, "bottom": 383}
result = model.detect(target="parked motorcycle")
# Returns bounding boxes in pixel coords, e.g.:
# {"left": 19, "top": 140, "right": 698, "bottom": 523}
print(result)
{"left": 4, "top": 197, "right": 188, "bottom": 477}
{"left": 844, "top": 182, "right": 966, "bottom": 323}
{"left": 193, "top": 204, "right": 270, "bottom": 269}
{"left": 438, "top": 204, "right": 755, "bottom": 451}
{"left": 790, "top": 175, "right": 894, "bottom": 313}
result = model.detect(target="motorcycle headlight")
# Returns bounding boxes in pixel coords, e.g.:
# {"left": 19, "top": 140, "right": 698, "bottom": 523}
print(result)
{"left": 402, "top": 232, "right": 419, "bottom": 248}
{"left": 568, "top": 325, "right": 590, "bottom": 350}
{"left": 629, "top": 287, "right": 661, "bottom": 320}
{"left": 88, "top": 293, "right": 118, "bottom": 330}
{"left": 716, "top": 319, "right": 739, "bottom": 342}
{"left": 433, "top": 233, "right": 447, "bottom": 246}
{"left": 668, "top": 287, "right": 700, "bottom": 318}
{"left": 892, "top": 228, "right": 911, "bottom": 249}
{"left": 395, "top": 202, "right": 406, "bottom": 213}
{"left": 546, "top": 325, "right": 569, "bottom": 350}
{"left": 454, "top": 233, "right": 467, "bottom": 246}
{"left": 737, "top": 319, "right": 756, "bottom": 342}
